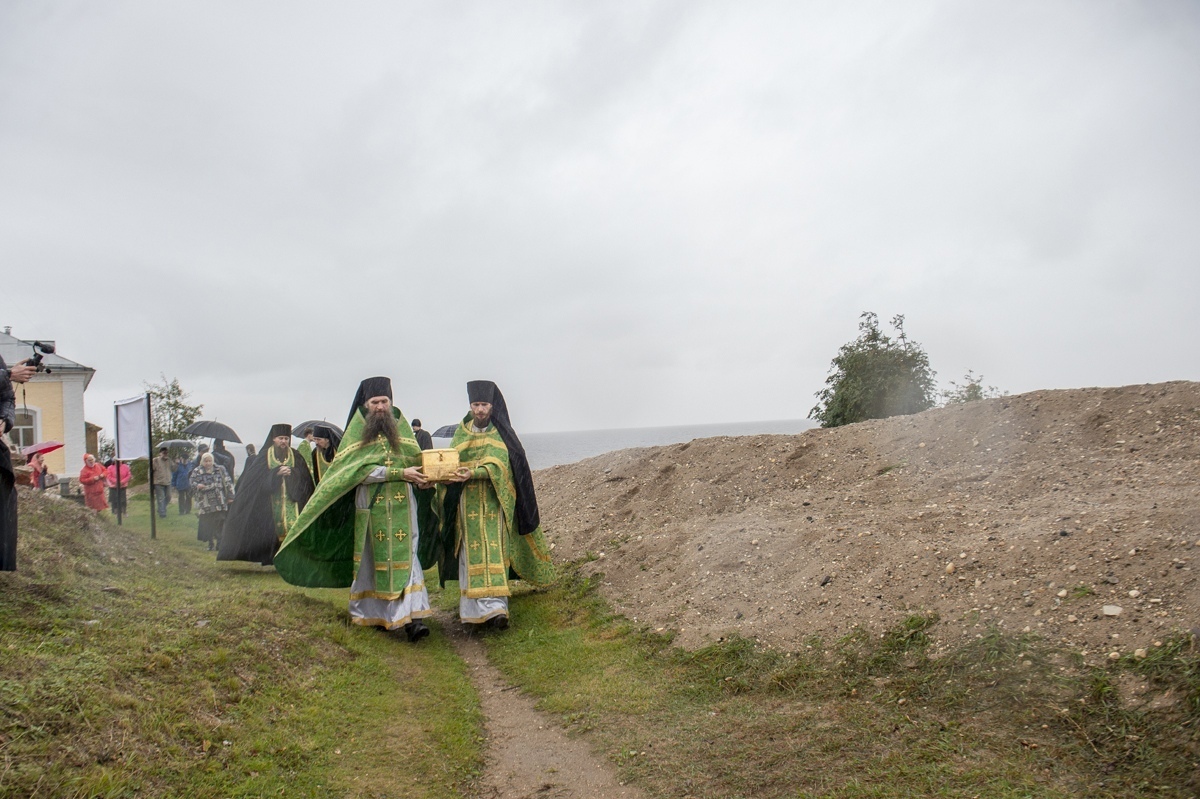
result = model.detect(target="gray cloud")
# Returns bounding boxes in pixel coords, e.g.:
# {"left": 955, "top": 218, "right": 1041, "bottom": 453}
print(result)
{"left": 2, "top": 1, "right": 1196, "bottom": 441}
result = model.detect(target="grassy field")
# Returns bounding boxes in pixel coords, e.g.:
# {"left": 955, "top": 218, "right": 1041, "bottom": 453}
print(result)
{"left": 484, "top": 566, "right": 1199, "bottom": 798}
{"left": 0, "top": 493, "right": 481, "bottom": 799}
{"left": 2, "top": 492, "right": 1197, "bottom": 798}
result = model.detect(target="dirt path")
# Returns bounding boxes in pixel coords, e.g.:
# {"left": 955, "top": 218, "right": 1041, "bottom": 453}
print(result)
{"left": 435, "top": 610, "right": 646, "bottom": 799}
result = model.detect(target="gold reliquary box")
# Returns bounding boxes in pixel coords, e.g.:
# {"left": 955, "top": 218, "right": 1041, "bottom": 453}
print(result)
{"left": 421, "top": 448, "right": 460, "bottom": 482}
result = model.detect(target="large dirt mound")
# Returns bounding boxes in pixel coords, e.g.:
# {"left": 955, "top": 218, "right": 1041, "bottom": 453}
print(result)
{"left": 536, "top": 381, "right": 1200, "bottom": 659}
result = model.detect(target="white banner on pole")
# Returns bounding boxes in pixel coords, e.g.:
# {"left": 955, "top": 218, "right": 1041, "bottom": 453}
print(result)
{"left": 114, "top": 395, "right": 149, "bottom": 460}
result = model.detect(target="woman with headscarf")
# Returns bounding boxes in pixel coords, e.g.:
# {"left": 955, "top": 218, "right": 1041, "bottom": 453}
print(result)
{"left": 79, "top": 454, "right": 108, "bottom": 511}
{"left": 191, "top": 452, "right": 235, "bottom": 551}
{"left": 28, "top": 452, "right": 46, "bottom": 491}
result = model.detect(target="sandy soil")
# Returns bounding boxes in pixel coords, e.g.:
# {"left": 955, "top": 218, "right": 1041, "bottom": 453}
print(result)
{"left": 535, "top": 381, "right": 1200, "bottom": 662}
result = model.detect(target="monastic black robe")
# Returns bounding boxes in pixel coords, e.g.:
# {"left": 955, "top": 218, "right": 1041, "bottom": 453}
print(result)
{"left": 218, "top": 441, "right": 313, "bottom": 566}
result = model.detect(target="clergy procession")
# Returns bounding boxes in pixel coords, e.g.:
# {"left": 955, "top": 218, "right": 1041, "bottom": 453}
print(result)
{"left": 211, "top": 377, "right": 556, "bottom": 642}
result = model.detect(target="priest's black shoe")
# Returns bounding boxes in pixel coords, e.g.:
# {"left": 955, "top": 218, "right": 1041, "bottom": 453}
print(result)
{"left": 486, "top": 614, "right": 509, "bottom": 631}
{"left": 405, "top": 620, "right": 430, "bottom": 643}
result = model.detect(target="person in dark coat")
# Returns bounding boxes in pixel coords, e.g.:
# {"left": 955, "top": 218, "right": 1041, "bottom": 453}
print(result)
{"left": 309, "top": 424, "right": 340, "bottom": 485}
{"left": 411, "top": 418, "right": 434, "bottom": 451}
{"left": 212, "top": 439, "right": 236, "bottom": 482}
{"left": 1, "top": 355, "right": 35, "bottom": 571}
{"left": 217, "top": 424, "right": 313, "bottom": 566}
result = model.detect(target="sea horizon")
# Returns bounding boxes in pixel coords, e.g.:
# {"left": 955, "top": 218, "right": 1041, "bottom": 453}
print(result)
{"left": 434, "top": 418, "right": 817, "bottom": 470}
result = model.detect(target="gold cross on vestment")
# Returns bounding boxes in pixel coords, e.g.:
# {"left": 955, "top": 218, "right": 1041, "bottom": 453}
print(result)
{"left": 393, "top": 491, "right": 405, "bottom": 502}
{"left": 394, "top": 531, "right": 407, "bottom": 542}
{"left": 467, "top": 511, "right": 480, "bottom": 520}
{"left": 375, "top": 530, "right": 385, "bottom": 542}
{"left": 469, "top": 540, "right": 481, "bottom": 551}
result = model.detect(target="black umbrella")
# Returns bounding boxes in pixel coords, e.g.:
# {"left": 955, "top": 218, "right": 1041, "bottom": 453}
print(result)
{"left": 156, "top": 439, "right": 197, "bottom": 451}
{"left": 293, "top": 420, "right": 343, "bottom": 438}
{"left": 183, "top": 420, "right": 242, "bottom": 443}
{"left": 432, "top": 424, "right": 458, "bottom": 438}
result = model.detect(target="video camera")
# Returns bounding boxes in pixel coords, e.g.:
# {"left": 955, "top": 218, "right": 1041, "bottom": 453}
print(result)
{"left": 28, "top": 341, "right": 55, "bottom": 374}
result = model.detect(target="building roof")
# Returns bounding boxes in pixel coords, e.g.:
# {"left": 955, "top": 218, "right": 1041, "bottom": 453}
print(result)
{"left": 0, "top": 328, "right": 95, "bottom": 389}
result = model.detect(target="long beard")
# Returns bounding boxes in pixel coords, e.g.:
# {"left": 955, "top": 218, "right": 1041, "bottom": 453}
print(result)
{"left": 362, "top": 409, "right": 400, "bottom": 450}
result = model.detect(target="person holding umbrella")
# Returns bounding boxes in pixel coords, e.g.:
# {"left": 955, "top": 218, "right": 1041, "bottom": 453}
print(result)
{"left": 183, "top": 421, "right": 241, "bottom": 483}
{"left": 28, "top": 452, "right": 47, "bottom": 491}
{"left": 212, "top": 440, "right": 236, "bottom": 483}
{"left": 309, "top": 424, "right": 340, "bottom": 485}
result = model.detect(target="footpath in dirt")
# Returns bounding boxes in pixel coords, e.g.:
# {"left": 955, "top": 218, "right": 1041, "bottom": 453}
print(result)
{"left": 535, "top": 381, "right": 1200, "bottom": 662}
{"left": 436, "top": 610, "right": 644, "bottom": 799}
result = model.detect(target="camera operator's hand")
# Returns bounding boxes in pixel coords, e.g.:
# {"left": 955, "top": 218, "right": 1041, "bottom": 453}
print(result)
{"left": 9, "top": 360, "right": 36, "bottom": 383}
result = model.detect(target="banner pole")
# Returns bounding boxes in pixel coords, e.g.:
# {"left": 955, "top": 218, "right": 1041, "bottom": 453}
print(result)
{"left": 113, "top": 405, "right": 122, "bottom": 526}
{"left": 146, "top": 392, "right": 155, "bottom": 541}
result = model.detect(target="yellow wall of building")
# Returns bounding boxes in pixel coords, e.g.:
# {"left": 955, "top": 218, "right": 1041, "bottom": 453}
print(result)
{"left": 15, "top": 380, "right": 66, "bottom": 474}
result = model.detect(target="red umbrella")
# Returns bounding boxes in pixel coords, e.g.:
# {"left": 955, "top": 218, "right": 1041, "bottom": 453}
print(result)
{"left": 23, "top": 440, "right": 64, "bottom": 457}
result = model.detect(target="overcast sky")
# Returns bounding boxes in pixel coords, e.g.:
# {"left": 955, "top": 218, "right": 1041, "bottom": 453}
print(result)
{"left": 2, "top": 1, "right": 1197, "bottom": 444}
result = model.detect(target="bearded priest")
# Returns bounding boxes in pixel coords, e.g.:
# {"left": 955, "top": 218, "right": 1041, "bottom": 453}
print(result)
{"left": 274, "top": 377, "right": 437, "bottom": 642}
{"left": 218, "top": 423, "right": 314, "bottom": 566}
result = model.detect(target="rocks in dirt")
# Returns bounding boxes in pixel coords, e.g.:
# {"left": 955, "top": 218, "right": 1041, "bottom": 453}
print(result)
{"left": 539, "top": 381, "right": 1200, "bottom": 656}
{"left": 1103, "top": 605, "right": 1124, "bottom": 616}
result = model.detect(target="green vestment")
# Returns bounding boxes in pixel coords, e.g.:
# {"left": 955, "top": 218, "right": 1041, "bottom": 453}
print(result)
{"left": 311, "top": 448, "right": 334, "bottom": 484}
{"left": 266, "top": 445, "right": 302, "bottom": 543}
{"left": 437, "top": 415, "right": 555, "bottom": 598}
{"left": 275, "top": 407, "right": 436, "bottom": 592}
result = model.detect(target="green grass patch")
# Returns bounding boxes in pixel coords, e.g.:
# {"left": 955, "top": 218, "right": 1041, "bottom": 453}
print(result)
{"left": 480, "top": 565, "right": 1199, "bottom": 798}
{"left": 0, "top": 493, "right": 482, "bottom": 798}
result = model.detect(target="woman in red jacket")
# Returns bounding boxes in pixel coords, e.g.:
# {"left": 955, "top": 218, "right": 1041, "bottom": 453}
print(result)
{"left": 79, "top": 454, "right": 108, "bottom": 511}
{"left": 105, "top": 459, "right": 131, "bottom": 515}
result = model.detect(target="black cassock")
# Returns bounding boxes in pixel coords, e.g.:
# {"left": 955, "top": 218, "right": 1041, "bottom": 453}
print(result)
{"left": 1, "top": 356, "right": 16, "bottom": 572}
{"left": 218, "top": 442, "right": 313, "bottom": 566}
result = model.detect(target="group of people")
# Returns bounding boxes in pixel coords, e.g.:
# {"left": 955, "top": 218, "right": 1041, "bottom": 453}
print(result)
{"left": 75, "top": 455, "right": 133, "bottom": 513}
{"left": 151, "top": 441, "right": 235, "bottom": 519}
{"left": 216, "top": 378, "right": 555, "bottom": 642}
{"left": 2, "top": 357, "right": 556, "bottom": 640}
